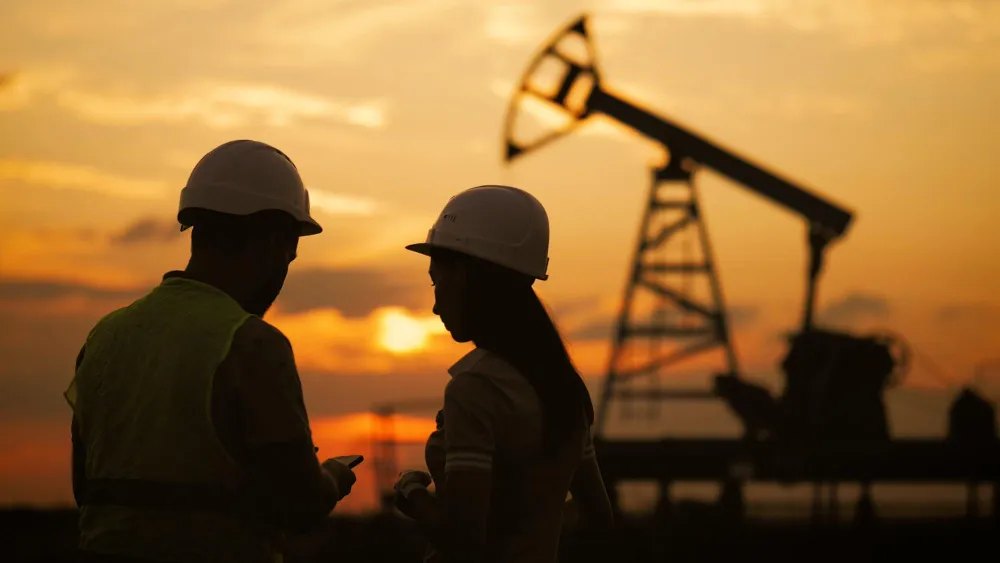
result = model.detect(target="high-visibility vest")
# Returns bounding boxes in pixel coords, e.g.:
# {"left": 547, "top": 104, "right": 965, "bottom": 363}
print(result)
{"left": 65, "top": 276, "right": 282, "bottom": 563}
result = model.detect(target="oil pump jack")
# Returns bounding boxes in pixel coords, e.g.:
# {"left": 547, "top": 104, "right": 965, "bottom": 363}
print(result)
{"left": 502, "top": 14, "right": 1000, "bottom": 519}
{"left": 504, "top": 13, "right": 891, "bottom": 444}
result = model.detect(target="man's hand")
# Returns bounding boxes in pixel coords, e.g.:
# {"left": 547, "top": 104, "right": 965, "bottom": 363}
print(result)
{"left": 321, "top": 457, "right": 357, "bottom": 500}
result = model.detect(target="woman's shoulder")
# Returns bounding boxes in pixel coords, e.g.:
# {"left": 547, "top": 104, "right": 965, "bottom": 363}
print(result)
{"left": 446, "top": 350, "right": 539, "bottom": 414}
{"left": 448, "top": 348, "right": 518, "bottom": 379}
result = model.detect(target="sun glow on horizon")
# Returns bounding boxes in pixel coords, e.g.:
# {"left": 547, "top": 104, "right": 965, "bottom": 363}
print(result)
{"left": 377, "top": 307, "right": 447, "bottom": 354}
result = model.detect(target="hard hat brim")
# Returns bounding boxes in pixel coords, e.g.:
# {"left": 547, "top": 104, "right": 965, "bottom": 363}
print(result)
{"left": 404, "top": 242, "right": 435, "bottom": 256}
{"left": 404, "top": 241, "right": 549, "bottom": 281}
{"left": 300, "top": 216, "right": 323, "bottom": 236}
{"left": 179, "top": 214, "right": 323, "bottom": 236}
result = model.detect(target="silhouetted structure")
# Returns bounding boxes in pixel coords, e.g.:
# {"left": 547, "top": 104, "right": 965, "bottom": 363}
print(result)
{"left": 502, "top": 13, "right": 1000, "bottom": 525}
{"left": 502, "top": 13, "right": 862, "bottom": 432}
{"left": 370, "top": 399, "right": 439, "bottom": 510}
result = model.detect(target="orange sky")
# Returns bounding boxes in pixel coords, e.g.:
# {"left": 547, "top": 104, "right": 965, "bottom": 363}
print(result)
{"left": 2, "top": 0, "right": 999, "bottom": 510}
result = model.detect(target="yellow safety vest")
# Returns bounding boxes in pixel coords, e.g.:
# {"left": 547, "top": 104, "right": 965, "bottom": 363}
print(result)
{"left": 65, "top": 276, "right": 282, "bottom": 563}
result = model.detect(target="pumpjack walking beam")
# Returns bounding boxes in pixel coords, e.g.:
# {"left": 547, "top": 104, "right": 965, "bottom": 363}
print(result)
{"left": 502, "top": 14, "right": 854, "bottom": 436}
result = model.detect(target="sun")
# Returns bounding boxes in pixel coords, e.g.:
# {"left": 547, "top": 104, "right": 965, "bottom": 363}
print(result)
{"left": 377, "top": 308, "right": 446, "bottom": 354}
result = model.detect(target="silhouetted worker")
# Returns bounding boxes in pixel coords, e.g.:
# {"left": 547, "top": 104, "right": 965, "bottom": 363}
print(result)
{"left": 394, "top": 185, "right": 615, "bottom": 563}
{"left": 64, "top": 140, "right": 357, "bottom": 563}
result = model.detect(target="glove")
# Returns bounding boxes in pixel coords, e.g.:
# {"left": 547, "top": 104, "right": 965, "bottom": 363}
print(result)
{"left": 321, "top": 457, "right": 357, "bottom": 500}
{"left": 394, "top": 469, "right": 432, "bottom": 500}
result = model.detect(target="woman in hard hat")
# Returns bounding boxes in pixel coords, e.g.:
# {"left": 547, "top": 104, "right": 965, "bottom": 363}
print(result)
{"left": 394, "top": 185, "right": 614, "bottom": 563}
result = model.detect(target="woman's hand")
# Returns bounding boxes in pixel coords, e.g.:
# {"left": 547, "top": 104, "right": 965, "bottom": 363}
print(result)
{"left": 394, "top": 469, "right": 432, "bottom": 498}
{"left": 393, "top": 469, "right": 433, "bottom": 519}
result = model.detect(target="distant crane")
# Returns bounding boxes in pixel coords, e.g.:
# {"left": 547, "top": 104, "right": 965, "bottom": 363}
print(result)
{"left": 370, "top": 398, "right": 440, "bottom": 511}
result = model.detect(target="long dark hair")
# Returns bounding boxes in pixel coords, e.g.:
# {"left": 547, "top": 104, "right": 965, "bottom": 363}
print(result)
{"left": 439, "top": 249, "right": 595, "bottom": 452}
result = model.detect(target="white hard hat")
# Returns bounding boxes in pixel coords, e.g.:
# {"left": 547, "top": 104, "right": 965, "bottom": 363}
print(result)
{"left": 406, "top": 185, "right": 550, "bottom": 280}
{"left": 178, "top": 140, "right": 322, "bottom": 236}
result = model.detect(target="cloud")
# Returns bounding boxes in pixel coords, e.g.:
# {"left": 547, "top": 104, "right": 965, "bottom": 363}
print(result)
{"left": 935, "top": 303, "right": 1000, "bottom": 326}
{"left": 597, "top": 0, "right": 1000, "bottom": 43}
{"left": 741, "top": 90, "right": 869, "bottom": 119}
{"left": 0, "top": 72, "right": 17, "bottom": 110}
{"left": 0, "top": 277, "right": 148, "bottom": 323}
{"left": 0, "top": 279, "right": 149, "bottom": 431}
{"left": 277, "top": 267, "right": 430, "bottom": 317}
{"left": 0, "top": 420, "right": 75, "bottom": 506}
{"left": 105, "top": 209, "right": 388, "bottom": 248}
{"left": 56, "top": 82, "right": 388, "bottom": 130}
{"left": 610, "top": 79, "right": 867, "bottom": 122}
{"left": 0, "top": 67, "right": 77, "bottom": 111}
{"left": 548, "top": 294, "right": 605, "bottom": 319}
{"left": 0, "top": 229, "right": 128, "bottom": 288}
{"left": 308, "top": 189, "right": 379, "bottom": 217}
{"left": 0, "top": 158, "right": 168, "bottom": 200}
{"left": 909, "top": 47, "right": 1000, "bottom": 73}
{"left": 108, "top": 217, "right": 180, "bottom": 245}
{"left": 569, "top": 319, "right": 616, "bottom": 342}
{"left": 600, "top": 0, "right": 769, "bottom": 17}
{"left": 255, "top": 0, "right": 465, "bottom": 61}
{"left": 781, "top": 0, "right": 1000, "bottom": 47}
{"left": 816, "top": 292, "right": 891, "bottom": 327}
{"left": 0, "top": 63, "right": 387, "bottom": 130}
{"left": 298, "top": 369, "right": 450, "bottom": 419}
{"left": 483, "top": 3, "right": 546, "bottom": 46}
{"left": 729, "top": 304, "right": 761, "bottom": 327}
{"left": 595, "top": 0, "right": 1000, "bottom": 73}
{"left": 973, "top": 359, "right": 1000, "bottom": 400}
{"left": 0, "top": 279, "right": 143, "bottom": 302}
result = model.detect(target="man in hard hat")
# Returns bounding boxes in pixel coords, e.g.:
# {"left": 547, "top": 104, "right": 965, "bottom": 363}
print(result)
{"left": 65, "top": 140, "right": 357, "bottom": 563}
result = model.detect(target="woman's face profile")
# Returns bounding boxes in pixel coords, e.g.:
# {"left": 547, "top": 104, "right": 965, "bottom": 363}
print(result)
{"left": 429, "top": 254, "right": 470, "bottom": 343}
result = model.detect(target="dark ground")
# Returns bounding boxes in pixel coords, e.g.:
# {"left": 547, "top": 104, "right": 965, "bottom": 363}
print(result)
{"left": 3, "top": 507, "right": 996, "bottom": 563}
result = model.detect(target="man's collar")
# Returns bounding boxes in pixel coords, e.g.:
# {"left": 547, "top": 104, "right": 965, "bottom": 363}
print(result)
{"left": 158, "top": 271, "right": 245, "bottom": 310}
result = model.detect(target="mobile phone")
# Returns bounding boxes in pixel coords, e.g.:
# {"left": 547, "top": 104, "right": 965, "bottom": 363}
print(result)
{"left": 333, "top": 455, "right": 364, "bottom": 469}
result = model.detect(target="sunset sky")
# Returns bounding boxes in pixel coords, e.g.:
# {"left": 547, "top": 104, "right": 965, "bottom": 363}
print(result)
{"left": 2, "top": 0, "right": 999, "bottom": 511}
